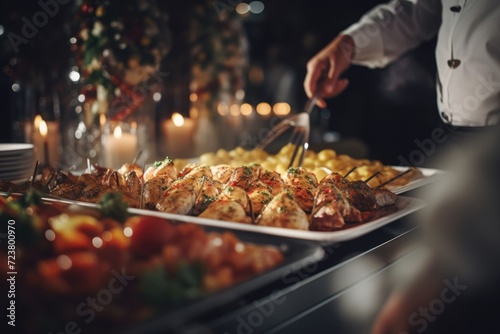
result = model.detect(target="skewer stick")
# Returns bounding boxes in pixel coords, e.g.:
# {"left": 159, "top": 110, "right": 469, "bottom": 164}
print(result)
{"left": 245, "top": 191, "right": 256, "bottom": 224}
{"left": 87, "top": 159, "right": 91, "bottom": 174}
{"left": 364, "top": 171, "right": 381, "bottom": 184}
{"left": 343, "top": 166, "right": 357, "bottom": 179}
{"left": 374, "top": 168, "right": 413, "bottom": 189}
{"left": 139, "top": 162, "right": 146, "bottom": 210}
{"left": 114, "top": 172, "right": 120, "bottom": 186}
{"left": 132, "top": 150, "right": 143, "bottom": 165}
{"left": 30, "top": 161, "right": 40, "bottom": 188}
{"left": 44, "top": 170, "right": 56, "bottom": 189}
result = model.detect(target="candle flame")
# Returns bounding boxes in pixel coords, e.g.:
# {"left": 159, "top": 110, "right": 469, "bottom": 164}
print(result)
{"left": 172, "top": 113, "right": 185, "bottom": 127}
{"left": 256, "top": 102, "right": 271, "bottom": 116}
{"left": 34, "top": 114, "right": 43, "bottom": 129}
{"left": 113, "top": 125, "right": 122, "bottom": 139}
{"left": 273, "top": 102, "right": 291, "bottom": 116}
{"left": 99, "top": 114, "right": 106, "bottom": 127}
{"left": 230, "top": 104, "right": 240, "bottom": 116}
{"left": 240, "top": 103, "right": 253, "bottom": 116}
{"left": 39, "top": 120, "right": 48, "bottom": 137}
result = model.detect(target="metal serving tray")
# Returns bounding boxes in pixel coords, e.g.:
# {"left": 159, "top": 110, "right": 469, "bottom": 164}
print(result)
{"left": 122, "top": 227, "right": 324, "bottom": 334}
{"left": 0, "top": 195, "right": 324, "bottom": 333}
{"left": 128, "top": 196, "right": 425, "bottom": 243}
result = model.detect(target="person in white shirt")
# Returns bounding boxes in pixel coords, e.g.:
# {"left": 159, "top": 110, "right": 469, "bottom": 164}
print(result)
{"left": 304, "top": 0, "right": 500, "bottom": 128}
{"left": 304, "top": 2, "right": 500, "bottom": 333}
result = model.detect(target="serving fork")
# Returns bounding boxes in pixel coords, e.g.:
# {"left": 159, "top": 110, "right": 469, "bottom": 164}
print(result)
{"left": 257, "top": 93, "right": 319, "bottom": 168}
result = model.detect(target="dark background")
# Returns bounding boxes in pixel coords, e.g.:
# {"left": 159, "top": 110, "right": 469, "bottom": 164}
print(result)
{"left": 0, "top": 0, "right": 441, "bottom": 165}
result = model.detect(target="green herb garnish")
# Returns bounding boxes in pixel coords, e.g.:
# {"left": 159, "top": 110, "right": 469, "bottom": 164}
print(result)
{"left": 153, "top": 157, "right": 173, "bottom": 167}
{"left": 140, "top": 262, "right": 204, "bottom": 306}
{"left": 98, "top": 192, "right": 129, "bottom": 223}
{"left": 0, "top": 189, "right": 43, "bottom": 245}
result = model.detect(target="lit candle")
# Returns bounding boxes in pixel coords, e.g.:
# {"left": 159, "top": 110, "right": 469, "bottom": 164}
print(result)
{"left": 39, "top": 120, "right": 50, "bottom": 166}
{"left": 163, "top": 113, "right": 195, "bottom": 158}
{"left": 30, "top": 116, "right": 61, "bottom": 166}
{"left": 103, "top": 124, "right": 138, "bottom": 168}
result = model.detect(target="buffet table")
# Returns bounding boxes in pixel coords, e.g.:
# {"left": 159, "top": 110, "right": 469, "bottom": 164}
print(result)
{"left": 172, "top": 209, "right": 427, "bottom": 334}
{"left": 0, "top": 144, "right": 438, "bottom": 334}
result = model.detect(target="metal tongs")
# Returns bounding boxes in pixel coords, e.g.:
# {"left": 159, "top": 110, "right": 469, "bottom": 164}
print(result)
{"left": 258, "top": 91, "right": 320, "bottom": 168}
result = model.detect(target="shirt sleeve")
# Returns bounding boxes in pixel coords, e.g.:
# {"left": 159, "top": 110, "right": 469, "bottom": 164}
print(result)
{"left": 342, "top": 0, "right": 442, "bottom": 68}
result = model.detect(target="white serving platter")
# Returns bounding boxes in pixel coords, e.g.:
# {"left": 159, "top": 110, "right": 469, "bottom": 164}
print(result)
{"left": 1, "top": 190, "right": 425, "bottom": 243}
{"left": 389, "top": 167, "right": 447, "bottom": 194}
{"left": 127, "top": 196, "right": 425, "bottom": 242}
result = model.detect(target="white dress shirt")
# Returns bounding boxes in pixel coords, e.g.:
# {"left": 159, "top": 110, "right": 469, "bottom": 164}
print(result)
{"left": 342, "top": 0, "right": 500, "bottom": 127}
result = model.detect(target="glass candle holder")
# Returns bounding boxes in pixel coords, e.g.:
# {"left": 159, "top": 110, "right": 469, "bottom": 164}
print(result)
{"left": 101, "top": 121, "right": 138, "bottom": 169}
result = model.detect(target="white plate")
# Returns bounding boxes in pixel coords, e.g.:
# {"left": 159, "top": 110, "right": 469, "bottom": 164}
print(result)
{"left": 0, "top": 150, "right": 34, "bottom": 160}
{"left": 0, "top": 144, "right": 34, "bottom": 156}
{"left": 389, "top": 167, "right": 447, "bottom": 194}
{"left": 0, "top": 160, "right": 33, "bottom": 169}
{"left": 127, "top": 196, "right": 425, "bottom": 242}
{"left": 0, "top": 167, "right": 34, "bottom": 180}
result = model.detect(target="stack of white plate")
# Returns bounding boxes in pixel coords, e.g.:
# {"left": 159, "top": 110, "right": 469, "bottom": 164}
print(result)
{"left": 0, "top": 144, "right": 35, "bottom": 181}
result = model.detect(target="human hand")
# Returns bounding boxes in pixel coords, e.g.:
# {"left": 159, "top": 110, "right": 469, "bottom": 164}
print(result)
{"left": 304, "top": 34, "right": 355, "bottom": 108}
{"left": 371, "top": 291, "right": 415, "bottom": 334}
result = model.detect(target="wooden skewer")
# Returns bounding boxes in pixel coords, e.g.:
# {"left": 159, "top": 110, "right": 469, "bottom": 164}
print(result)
{"left": 374, "top": 168, "right": 413, "bottom": 189}
{"left": 114, "top": 172, "right": 120, "bottom": 186}
{"left": 364, "top": 171, "right": 381, "bottom": 184}
{"left": 139, "top": 162, "right": 146, "bottom": 210}
{"left": 245, "top": 191, "right": 256, "bottom": 224}
{"left": 30, "top": 161, "right": 40, "bottom": 188}
{"left": 87, "top": 158, "right": 92, "bottom": 174}
{"left": 343, "top": 166, "right": 357, "bottom": 179}
{"left": 133, "top": 150, "right": 143, "bottom": 165}
{"left": 44, "top": 170, "right": 56, "bottom": 189}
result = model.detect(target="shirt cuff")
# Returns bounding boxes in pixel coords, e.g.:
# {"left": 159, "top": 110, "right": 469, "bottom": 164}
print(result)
{"left": 341, "top": 22, "right": 390, "bottom": 68}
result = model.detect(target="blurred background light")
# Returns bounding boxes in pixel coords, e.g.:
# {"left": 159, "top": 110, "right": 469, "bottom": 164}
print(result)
{"left": 256, "top": 102, "right": 271, "bottom": 116}
{"left": 236, "top": 3, "right": 250, "bottom": 15}
{"left": 249, "top": 1, "right": 265, "bottom": 14}
{"left": 240, "top": 103, "right": 253, "bottom": 116}
{"left": 69, "top": 70, "right": 80, "bottom": 82}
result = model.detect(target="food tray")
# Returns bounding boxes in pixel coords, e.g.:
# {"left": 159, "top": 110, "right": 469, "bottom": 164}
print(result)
{"left": 128, "top": 196, "right": 425, "bottom": 243}
{"left": 389, "top": 167, "right": 447, "bottom": 194}
{"left": 0, "top": 191, "right": 425, "bottom": 243}
{"left": 123, "top": 227, "right": 324, "bottom": 333}
{"left": 0, "top": 195, "right": 324, "bottom": 333}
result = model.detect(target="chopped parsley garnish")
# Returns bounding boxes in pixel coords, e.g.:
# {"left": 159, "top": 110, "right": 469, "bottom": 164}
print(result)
{"left": 153, "top": 157, "right": 173, "bottom": 167}
{"left": 277, "top": 206, "right": 288, "bottom": 213}
{"left": 285, "top": 189, "right": 295, "bottom": 200}
{"left": 261, "top": 198, "right": 272, "bottom": 205}
{"left": 202, "top": 194, "right": 217, "bottom": 205}
{"left": 306, "top": 176, "right": 316, "bottom": 187}
{"left": 287, "top": 167, "right": 300, "bottom": 175}
{"left": 243, "top": 166, "right": 252, "bottom": 175}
